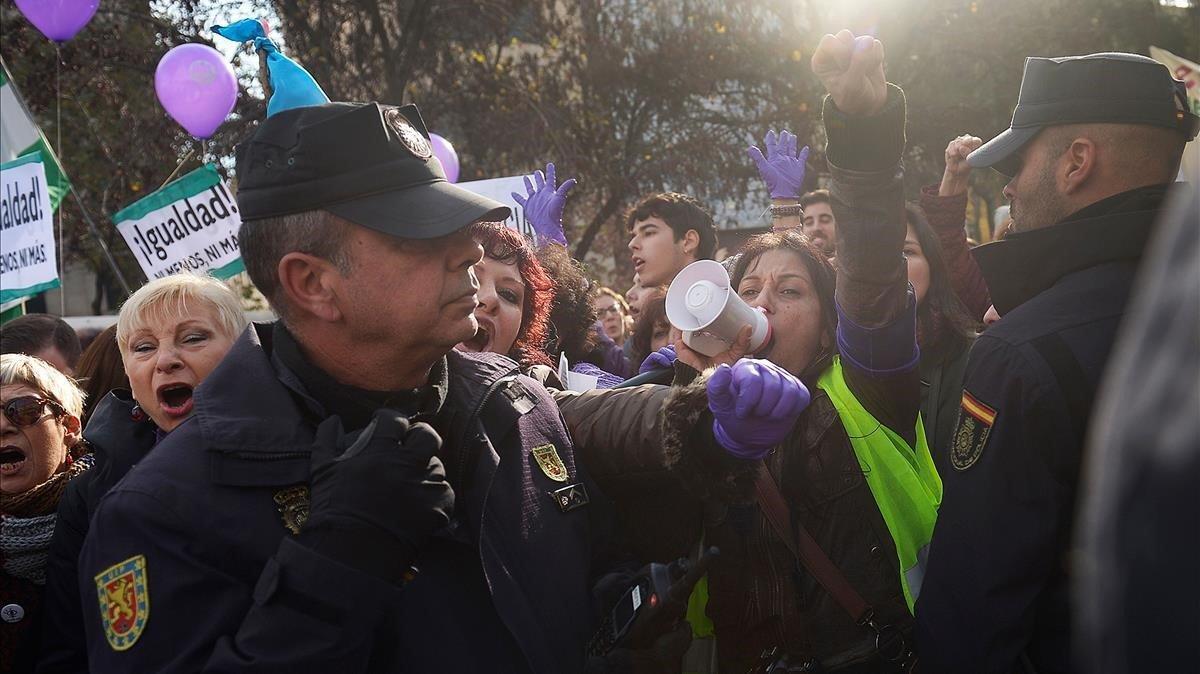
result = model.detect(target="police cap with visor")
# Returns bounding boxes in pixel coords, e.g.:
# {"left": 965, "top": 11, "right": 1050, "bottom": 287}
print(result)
{"left": 235, "top": 102, "right": 510, "bottom": 237}
{"left": 968, "top": 52, "right": 1200, "bottom": 176}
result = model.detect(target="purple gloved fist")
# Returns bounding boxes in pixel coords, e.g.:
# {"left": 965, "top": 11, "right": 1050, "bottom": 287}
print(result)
{"left": 747, "top": 129, "right": 811, "bottom": 200}
{"left": 639, "top": 345, "right": 677, "bottom": 374}
{"left": 707, "top": 358, "right": 811, "bottom": 460}
{"left": 511, "top": 161, "right": 577, "bottom": 247}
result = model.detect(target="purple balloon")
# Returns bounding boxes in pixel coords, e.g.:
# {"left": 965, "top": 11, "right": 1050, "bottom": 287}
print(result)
{"left": 430, "top": 133, "right": 460, "bottom": 183}
{"left": 14, "top": 0, "right": 99, "bottom": 43}
{"left": 155, "top": 44, "right": 238, "bottom": 139}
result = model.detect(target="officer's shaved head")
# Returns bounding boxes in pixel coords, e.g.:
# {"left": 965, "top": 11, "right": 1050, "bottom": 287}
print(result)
{"left": 1040, "top": 123, "right": 1186, "bottom": 184}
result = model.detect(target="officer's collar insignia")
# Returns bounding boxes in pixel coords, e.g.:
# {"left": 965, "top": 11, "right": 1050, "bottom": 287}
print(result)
{"left": 384, "top": 108, "right": 433, "bottom": 159}
{"left": 94, "top": 554, "right": 150, "bottom": 651}
{"left": 531, "top": 443, "right": 569, "bottom": 482}
{"left": 951, "top": 391, "right": 996, "bottom": 471}
{"left": 550, "top": 482, "right": 590, "bottom": 513}
{"left": 274, "top": 485, "right": 310, "bottom": 535}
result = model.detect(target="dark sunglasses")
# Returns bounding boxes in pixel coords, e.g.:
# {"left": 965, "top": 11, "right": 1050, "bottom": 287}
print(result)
{"left": 2, "top": 396, "right": 66, "bottom": 428}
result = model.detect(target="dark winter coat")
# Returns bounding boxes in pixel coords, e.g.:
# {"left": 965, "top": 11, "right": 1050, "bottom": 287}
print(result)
{"left": 76, "top": 323, "right": 606, "bottom": 673}
{"left": 916, "top": 184, "right": 1175, "bottom": 674}
{"left": 37, "top": 390, "right": 157, "bottom": 673}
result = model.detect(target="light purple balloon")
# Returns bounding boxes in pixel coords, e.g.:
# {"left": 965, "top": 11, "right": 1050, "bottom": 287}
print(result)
{"left": 430, "top": 133, "right": 460, "bottom": 183}
{"left": 14, "top": 0, "right": 99, "bottom": 43}
{"left": 155, "top": 44, "right": 238, "bottom": 139}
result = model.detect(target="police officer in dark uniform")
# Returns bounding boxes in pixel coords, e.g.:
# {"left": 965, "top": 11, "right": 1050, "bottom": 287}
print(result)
{"left": 915, "top": 54, "right": 1199, "bottom": 673}
{"left": 76, "top": 102, "right": 610, "bottom": 672}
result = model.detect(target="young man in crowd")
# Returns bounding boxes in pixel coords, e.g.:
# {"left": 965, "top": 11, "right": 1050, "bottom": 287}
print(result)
{"left": 76, "top": 101, "right": 616, "bottom": 672}
{"left": 0, "top": 314, "right": 81, "bottom": 376}
{"left": 916, "top": 53, "right": 1198, "bottom": 674}
{"left": 626, "top": 192, "right": 719, "bottom": 288}
{"left": 799, "top": 189, "right": 837, "bottom": 257}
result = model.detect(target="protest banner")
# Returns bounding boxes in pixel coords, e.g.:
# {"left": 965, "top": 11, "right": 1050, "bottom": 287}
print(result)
{"left": 0, "top": 152, "right": 60, "bottom": 304}
{"left": 457, "top": 175, "right": 536, "bottom": 241}
{"left": 112, "top": 164, "right": 244, "bottom": 281}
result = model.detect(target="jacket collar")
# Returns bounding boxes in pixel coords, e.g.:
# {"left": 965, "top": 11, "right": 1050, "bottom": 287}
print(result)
{"left": 193, "top": 324, "right": 523, "bottom": 456}
{"left": 192, "top": 323, "right": 316, "bottom": 455}
{"left": 82, "top": 390, "right": 158, "bottom": 468}
{"left": 974, "top": 184, "right": 1170, "bottom": 315}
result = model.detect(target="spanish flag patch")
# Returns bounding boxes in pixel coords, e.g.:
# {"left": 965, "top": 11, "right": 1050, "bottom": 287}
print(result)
{"left": 951, "top": 391, "right": 997, "bottom": 471}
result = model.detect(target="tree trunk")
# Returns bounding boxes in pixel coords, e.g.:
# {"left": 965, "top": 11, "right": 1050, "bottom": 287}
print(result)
{"left": 573, "top": 188, "right": 627, "bottom": 260}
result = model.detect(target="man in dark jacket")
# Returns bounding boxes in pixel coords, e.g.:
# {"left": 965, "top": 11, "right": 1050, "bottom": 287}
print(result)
{"left": 915, "top": 53, "right": 1198, "bottom": 673}
{"left": 76, "top": 102, "right": 608, "bottom": 673}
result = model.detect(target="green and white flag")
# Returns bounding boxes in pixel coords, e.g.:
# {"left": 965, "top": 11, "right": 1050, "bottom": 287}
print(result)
{"left": 112, "top": 164, "right": 244, "bottom": 280}
{"left": 0, "top": 59, "right": 69, "bottom": 211}
{"left": 0, "top": 153, "right": 60, "bottom": 304}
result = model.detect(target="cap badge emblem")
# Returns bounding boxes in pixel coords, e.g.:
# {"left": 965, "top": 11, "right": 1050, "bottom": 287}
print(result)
{"left": 384, "top": 108, "right": 433, "bottom": 159}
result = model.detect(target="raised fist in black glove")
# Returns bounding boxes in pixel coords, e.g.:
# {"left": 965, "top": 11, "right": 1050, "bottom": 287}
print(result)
{"left": 300, "top": 409, "right": 454, "bottom": 585}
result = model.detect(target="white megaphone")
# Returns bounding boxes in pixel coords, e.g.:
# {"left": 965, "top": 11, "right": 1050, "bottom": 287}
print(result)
{"left": 665, "top": 260, "right": 771, "bottom": 357}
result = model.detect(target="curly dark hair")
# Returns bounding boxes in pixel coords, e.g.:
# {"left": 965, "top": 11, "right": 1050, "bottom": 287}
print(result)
{"left": 471, "top": 223, "right": 554, "bottom": 368}
{"left": 629, "top": 296, "right": 670, "bottom": 373}
{"left": 535, "top": 243, "right": 600, "bottom": 365}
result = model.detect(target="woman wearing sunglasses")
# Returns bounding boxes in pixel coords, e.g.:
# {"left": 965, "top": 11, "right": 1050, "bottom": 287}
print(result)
{"left": 37, "top": 273, "right": 247, "bottom": 672}
{"left": 0, "top": 353, "right": 90, "bottom": 672}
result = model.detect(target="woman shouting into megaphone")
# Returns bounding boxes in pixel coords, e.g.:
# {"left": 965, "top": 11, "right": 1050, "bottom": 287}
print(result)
{"left": 555, "top": 31, "right": 939, "bottom": 674}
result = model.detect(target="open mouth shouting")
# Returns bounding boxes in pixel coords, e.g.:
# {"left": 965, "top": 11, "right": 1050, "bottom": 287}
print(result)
{"left": 157, "top": 383, "right": 196, "bottom": 419}
{"left": 0, "top": 446, "right": 26, "bottom": 477}
{"left": 459, "top": 316, "right": 495, "bottom": 353}
{"left": 632, "top": 256, "right": 646, "bottom": 273}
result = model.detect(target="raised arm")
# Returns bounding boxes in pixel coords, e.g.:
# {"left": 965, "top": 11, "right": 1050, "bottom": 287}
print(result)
{"left": 919, "top": 134, "right": 992, "bottom": 319}
{"left": 813, "top": 30, "right": 920, "bottom": 438}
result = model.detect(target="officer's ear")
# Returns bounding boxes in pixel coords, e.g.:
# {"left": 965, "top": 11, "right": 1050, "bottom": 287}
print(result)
{"left": 277, "top": 251, "right": 346, "bottom": 324}
{"left": 1059, "top": 135, "right": 1098, "bottom": 196}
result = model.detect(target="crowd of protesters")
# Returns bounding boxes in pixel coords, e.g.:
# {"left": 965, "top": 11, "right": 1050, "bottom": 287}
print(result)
{"left": 1, "top": 26, "right": 1197, "bottom": 674}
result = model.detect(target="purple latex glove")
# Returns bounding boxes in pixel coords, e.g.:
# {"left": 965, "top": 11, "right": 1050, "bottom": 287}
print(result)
{"left": 747, "top": 129, "right": 811, "bottom": 200}
{"left": 639, "top": 345, "right": 677, "bottom": 374}
{"left": 512, "top": 162, "right": 577, "bottom": 247}
{"left": 707, "top": 358, "right": 810, "bottom": 460}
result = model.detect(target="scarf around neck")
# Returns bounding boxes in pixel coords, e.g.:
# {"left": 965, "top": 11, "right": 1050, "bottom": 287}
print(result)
{"left": 1, "top": 452, "right": 93, "bottom": 584}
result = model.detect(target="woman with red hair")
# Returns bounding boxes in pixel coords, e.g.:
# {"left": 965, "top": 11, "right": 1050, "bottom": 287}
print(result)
{"left": 456, "top": 223, "right": 556, "bottom": 372}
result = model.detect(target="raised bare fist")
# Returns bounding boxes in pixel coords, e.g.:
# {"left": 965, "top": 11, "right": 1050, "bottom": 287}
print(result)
{"left": 811, "top": 29, "right": 887, "bottom": 117}
{"left": 939, "top": 134, "right": 984, "bottom": 196}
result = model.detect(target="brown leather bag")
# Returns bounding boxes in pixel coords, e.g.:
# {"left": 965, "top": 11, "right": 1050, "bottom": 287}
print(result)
{"left": 752, "top": 463, "right": 915, "bottom": 671}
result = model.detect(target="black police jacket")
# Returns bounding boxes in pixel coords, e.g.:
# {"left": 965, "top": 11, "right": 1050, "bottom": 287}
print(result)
{"left": 77, "top": 324, "right": 604, "bottom": 673}
{"left": 39, "top": 390, "right": 157, "bottom": 673}
{"left": 915, "top": 184, "right": 1173, "bottom": 674}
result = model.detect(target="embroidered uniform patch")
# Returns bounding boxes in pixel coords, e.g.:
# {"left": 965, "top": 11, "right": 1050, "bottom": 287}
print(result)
{"left": 95, "top": 554, "right": 149, "bottom": 651}
{"left": 951, "top": 391, "right": 997, "bottom": 471}
{"left": 531, "top": 444, "right": 569, "bottom": 482}
{"left": 274, "top": 485, "right": 310, "bottom": 535}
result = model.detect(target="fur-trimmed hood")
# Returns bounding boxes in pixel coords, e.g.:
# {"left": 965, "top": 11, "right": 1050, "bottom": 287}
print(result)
{"left": 660, "top": 365, "right": 840, "bottom": 505}
{"left": 661, "top": 367, "right": 758, "bottom": 503}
